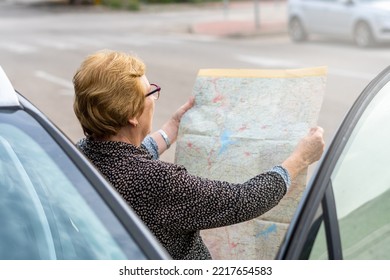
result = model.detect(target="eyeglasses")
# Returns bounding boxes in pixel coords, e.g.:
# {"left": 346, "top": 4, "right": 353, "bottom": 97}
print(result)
{"left": 145, "top": 83, "right": 161, "bottom": 100}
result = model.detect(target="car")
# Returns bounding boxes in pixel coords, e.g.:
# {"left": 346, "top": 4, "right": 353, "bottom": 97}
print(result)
{"left": 276, "top": 65, "right": 390, "bottom": 259}
{"left": 288, "top": 0, "right": 390, "bottom": 47}
{"left": 0, "top": 66, "right": 170, "bottom": 260}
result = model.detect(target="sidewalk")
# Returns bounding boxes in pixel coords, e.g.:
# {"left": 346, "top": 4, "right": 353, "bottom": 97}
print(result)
{"left": 188, "top": 0, "right": 288, "bottom": 38}
{"left": 1, "top": 0, "right": 288, "bottom": 38}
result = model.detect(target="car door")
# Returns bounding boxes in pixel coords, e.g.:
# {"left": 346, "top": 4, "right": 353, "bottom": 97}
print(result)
{"left": 0, "top": 65, "right": 170, "bottom": 260}
{"left": 277, "top": 65, "right": 390, "bottom": 260}
{"left": 299, "top": 0, "right": 340, "bottom": 34}
{"left": 322, "top": 0, "right": 356, "bottom": 37}
{"left": 0, "top": 102, "right": 170, "bottom": 260}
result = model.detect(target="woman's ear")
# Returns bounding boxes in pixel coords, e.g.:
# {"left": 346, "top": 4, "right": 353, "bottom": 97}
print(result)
{"left": 128, "top": 118, "right": 139, "bottom": 127}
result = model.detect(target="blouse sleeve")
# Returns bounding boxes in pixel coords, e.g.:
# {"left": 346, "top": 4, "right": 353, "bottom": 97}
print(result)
{"left": 141, "top": 135, "right": 159, "bottom": 160}
{"left": 269, "top": 165, "right": 291, "bottom": 189}
{"left": 152, "top": 162, "right": 288, "bottom": 234}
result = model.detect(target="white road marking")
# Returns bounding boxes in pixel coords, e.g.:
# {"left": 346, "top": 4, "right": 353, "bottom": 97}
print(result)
{"left": 329, "top": 68, "right": 376, "bottom": 81}
{"left": 236, "top": 54, "right": 300, "bottom": 68}
{"left": 236, "top": 54, "right": 375, "bottom": 80}
{"left": 0, "top": 42, "right": 37, "bottom": 54}
{"left": 35, "top": 71, "right": 74, "bottom": 93}
{"left": 35, "top": 39, "right": 78, "bottom": 50}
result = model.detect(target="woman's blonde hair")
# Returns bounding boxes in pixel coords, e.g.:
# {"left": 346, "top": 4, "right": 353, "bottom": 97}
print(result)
{"left": 73, "top": 50, "right": 146, "bottom": 138}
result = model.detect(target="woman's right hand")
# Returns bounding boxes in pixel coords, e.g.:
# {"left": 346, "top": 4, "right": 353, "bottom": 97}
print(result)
{"left": 282, "top": 126, "right": 325, "bottom": 181}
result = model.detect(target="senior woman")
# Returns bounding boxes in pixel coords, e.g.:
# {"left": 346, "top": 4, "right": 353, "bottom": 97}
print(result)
{"left": 73, "top": 49, "right": 325, "bottom": 260}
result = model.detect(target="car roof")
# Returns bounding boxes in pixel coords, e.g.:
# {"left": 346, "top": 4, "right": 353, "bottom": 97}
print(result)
{"left": 0, "top": 66, "right": 20, "bottom": 107}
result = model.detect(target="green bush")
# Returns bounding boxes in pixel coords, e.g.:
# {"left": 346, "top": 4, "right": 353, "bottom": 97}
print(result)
{"left": 101, "top": 0, "right": 219, "bottom": 11}
{"left": 144, "top": 0, "right": 208, "bottom": 3}
{"left": 102, "top": 0, "right": 140, "bottom": 10}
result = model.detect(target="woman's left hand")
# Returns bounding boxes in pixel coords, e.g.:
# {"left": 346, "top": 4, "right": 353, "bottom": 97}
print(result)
{"left": 153, "top": 96, "right": 195, "bottom": 154}
{"left": 171, "top": 96, "right": 195, "bottom": 126}
{"left": 163, "top": 96, "right": 195, "bottom": 142}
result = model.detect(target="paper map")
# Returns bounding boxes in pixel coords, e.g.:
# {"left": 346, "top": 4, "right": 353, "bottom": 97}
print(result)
{"left": 174, "top": 67, "right": 327, "bottom": 259}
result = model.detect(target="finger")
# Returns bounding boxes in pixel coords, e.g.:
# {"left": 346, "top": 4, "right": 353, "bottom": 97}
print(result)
{"left": 184, "top": 96, "right": 195, "bottom": 110}
{"left": 310, "top": 126, "right": 324, "bottom": 136}
{"left": 179, "top": 97, "right": 195, "bottom": 113}
{"left": 173, "top": 97, "right": 195, "bottom": 121}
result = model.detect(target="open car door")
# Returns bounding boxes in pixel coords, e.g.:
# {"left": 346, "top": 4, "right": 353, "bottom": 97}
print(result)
{"left": 277, "top": 66, "right": 390, "bottom": 260}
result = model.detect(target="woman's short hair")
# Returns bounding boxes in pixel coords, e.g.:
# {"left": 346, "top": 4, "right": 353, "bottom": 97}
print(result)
{"left": 73, "top": 49, "right": 146, "bottom": 138}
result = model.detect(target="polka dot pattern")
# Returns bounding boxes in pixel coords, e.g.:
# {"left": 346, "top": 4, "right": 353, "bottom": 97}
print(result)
{"left": 77, "top": 138, "right": 287, "bottom": 260}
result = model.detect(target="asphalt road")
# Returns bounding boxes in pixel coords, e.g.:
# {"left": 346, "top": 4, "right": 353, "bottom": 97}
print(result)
{"left": 1, "top": 0, "right": 389, "bottom": 164}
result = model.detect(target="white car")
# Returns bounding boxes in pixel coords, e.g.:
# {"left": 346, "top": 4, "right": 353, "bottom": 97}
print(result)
{"left": 0, "top": 66, "right": 170, "bottom": 260}
{"left": 288, "top": 0, "right": 390, "bottom": 47}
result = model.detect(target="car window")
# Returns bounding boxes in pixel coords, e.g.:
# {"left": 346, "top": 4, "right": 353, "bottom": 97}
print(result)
{"left": 0, "top": 110, "right": 147, "bottom": 260}
{"left": 330, "top": 80, "right": 390, "bottom": 259}
{"left": 300, "top": 207, "right": 329, "bottom": 260}
{"left": 309, "top": 80, "right": 390, "bottom": 259}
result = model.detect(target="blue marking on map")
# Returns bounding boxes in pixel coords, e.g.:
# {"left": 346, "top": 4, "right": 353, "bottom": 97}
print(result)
{"left": 218, "top": 130, "right": 237, "bottom": 155}
{"left": 255, "top": 224, "right": 277, "bottom": 239}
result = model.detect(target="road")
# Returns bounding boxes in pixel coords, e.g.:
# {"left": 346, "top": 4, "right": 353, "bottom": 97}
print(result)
{"left": 1, "top": 1, "right": 389, "bottom": 163}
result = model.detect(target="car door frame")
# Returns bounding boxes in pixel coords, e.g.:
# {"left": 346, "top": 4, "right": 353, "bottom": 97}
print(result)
{"left": 276, "top": 65, "right": 390, "bottom": 260}
{"left": 16, "top": 92, "right": 171, "bottom": 260}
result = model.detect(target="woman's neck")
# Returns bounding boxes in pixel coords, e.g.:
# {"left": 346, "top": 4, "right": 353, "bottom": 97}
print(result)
{"left": 103, "top": 126, "right": 142, "bottom": 147}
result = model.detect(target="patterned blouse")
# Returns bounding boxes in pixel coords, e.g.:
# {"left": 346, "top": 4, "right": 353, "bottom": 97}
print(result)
{"left": 77, "top": 137, "right": 288, "bottom": 260}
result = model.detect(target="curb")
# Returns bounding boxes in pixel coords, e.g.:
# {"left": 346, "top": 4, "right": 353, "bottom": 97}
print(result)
{"left": 187, "top": 0, "right": 288, "bottom": 38}
{"left": 189, "top": 20, "right": 287, "bottom": 38}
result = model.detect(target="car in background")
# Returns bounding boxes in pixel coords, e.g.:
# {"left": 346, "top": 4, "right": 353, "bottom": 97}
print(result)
{"left": 277, "top": 65, "right": 390, "bottom": 259}
{"left": 288, "top": 0, "right": 390, "bottom": 47}
{"left": 0, "top": 66, "right": 170, "bottom": 260}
